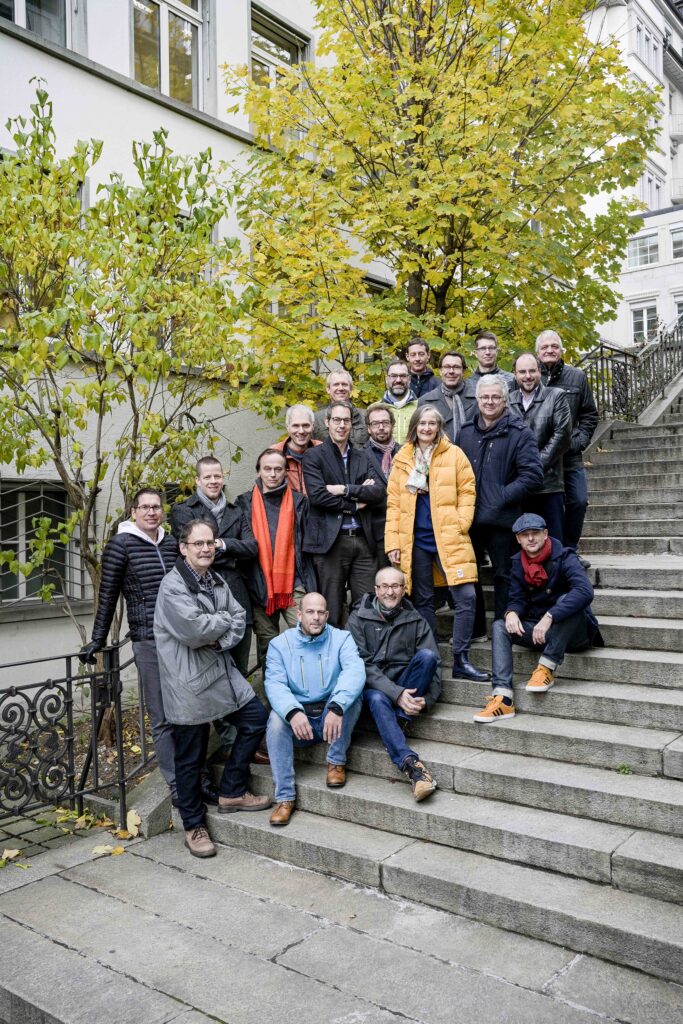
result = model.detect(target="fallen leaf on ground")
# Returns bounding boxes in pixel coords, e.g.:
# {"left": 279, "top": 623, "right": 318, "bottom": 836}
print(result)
{"left": 92, "top": 844, "right": 115, "bottom": 856}
{"left": 126, "top": 809, "right": 142, "bottom": 837}
{"left": 129, "top": 744, "right": 141, "bottom": 755}
{"left": 111, "top": 846, "right": 126, "bottom": 856}
{"left": 111, "top": 828, "right": 132, "bottom": 840}
{"left": 2, "top": 849, "right": 21, "bottom": 861}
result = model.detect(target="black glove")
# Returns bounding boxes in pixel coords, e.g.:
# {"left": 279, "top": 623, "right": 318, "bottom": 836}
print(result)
{"left": 78, "top": 641, "right": 102, "bottom": 665}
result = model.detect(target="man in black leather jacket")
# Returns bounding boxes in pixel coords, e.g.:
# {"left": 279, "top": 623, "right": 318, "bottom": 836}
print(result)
{"left": 170, "top": 456, "right": 257, "bottom": 676}
{"left": 537, "top": 330, "right": 598, "bottom": 555}
{"left": 79, "top": 488, "right": 179, "bottom": 802}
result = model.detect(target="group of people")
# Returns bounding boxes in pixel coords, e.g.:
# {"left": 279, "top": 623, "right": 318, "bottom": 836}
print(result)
{"left": 79, "top": 328, "right": 603, "bottom": 859}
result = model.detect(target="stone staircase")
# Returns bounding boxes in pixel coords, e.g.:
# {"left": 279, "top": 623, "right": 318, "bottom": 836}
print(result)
{"left": 206, "top": 393, "right": 683, "bottom": 985}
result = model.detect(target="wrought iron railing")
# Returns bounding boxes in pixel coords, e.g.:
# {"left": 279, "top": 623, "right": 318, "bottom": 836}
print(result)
{"left": 579, "top": 321, "right": 683, "bottom": 421}
{"left": 0, "top": 640, "right": 154, "bottom": 828}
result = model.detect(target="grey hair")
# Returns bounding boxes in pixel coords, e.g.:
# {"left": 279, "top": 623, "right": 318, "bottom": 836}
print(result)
{"left": 375, "top": 565, "right": 406, "bottom": 586}
{"left": 285, "top": 404, "right": 315, "bottom": 429}
{"left": 326, "top": 368, "right": 353, "bottom": 385}
{"left": 535, "top": 329, "right": 563, "bottom": 353}
{"left": 475, "top": 374, "right": 509, "bottom": 403}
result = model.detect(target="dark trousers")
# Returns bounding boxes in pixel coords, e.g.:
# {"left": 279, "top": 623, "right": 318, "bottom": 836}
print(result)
{"left": 471, "top": 525, "right": 516, "bottom": 638}
{"left": 364, "top": 649, "right": 438, "bottom": 769}
{"left": 410, "top": 544, "right": 476, "bottom": 655}
{"left": 173, "top": 696, "right": 268, "bottom": 830}
{"left": 315, "top": 532, "right": 377, "bottom": 626}
{"left": 564, "top": 464, "right": 589, "bottom": 550}
{"left": 524, "top": 492, "right": 565, "bottom": 545}
{"left": 491, "top": 611, "right": 592, "bottom": 697}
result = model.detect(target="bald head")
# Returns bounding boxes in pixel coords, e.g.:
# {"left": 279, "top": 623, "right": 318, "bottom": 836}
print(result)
{"left": 298, "top": 592, "right": 329, "bottom": 636}
{"left": 374, "top": 566, "right": 406, "bottom": 609}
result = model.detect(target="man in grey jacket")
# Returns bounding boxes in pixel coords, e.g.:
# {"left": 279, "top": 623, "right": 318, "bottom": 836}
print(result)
{"left": 154, "top": 518, "right": 271, "bottom": 859}
{"left": 417, "top": 350, "right": 470, "bottom": 444}
{"left": 347, "top": 567, "right": 440, "bottom": 802}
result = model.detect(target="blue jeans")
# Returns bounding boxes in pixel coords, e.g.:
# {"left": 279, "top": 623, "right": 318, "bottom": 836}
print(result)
{"left": 173, "top": 696, "right": 268, "bottom": 830}
{"left": 563, "top": 464, "right": 588, "bottom": 550}
{"left": 490, "top": 612, "right": 591, "bottom": 698}
{"left": 266, "top": 697, "right": 363, "bottom": 802}
{"left": 411, "top": 544, "right": 476, "bottom": 655}
{"left": 364, "top": 649, "right": 438, "bottom": 770}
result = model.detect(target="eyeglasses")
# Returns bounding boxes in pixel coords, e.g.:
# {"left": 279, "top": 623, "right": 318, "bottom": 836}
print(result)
{"left": 185, "top": 540, "right": 217, "bottom": 549}
{"left": 368, "top": 420, "right": 392, "bottom": 428}
{"left": 477, "top": 345, "right": 497, "bottom": 352}
{"left": 479, "top": 395, "right": 505, "bottom": 403}
{"left": 376, "top": 583, "right": 405, "bottom": 592}
{"left": 135, "top": 504, "right": 162, "bottom": 513}
{"left": 387, "top": 374, "right": 409, "bottom": 380}
{"left": 329, "top": 416, "right": 351, "bottom": 425}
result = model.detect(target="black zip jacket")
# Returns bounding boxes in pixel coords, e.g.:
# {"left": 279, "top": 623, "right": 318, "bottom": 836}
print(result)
{"left": 540, "top": 360, "right": 598, "bottom": 468}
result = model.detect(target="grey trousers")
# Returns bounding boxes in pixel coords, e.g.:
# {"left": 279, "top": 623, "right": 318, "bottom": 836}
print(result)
{"left": 132, "top": 640, "right": 176, "bottom": 794}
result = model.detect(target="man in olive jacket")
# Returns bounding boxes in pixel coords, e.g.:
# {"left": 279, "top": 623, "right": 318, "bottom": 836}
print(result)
{"left": 154, "top": 518, "right": 270, "bottom": 859}
{"left": 348, "top": 567, "right": 440, "bottom": 802}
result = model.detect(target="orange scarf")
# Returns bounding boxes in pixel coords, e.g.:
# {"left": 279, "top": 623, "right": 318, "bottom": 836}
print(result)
{"left": 251, "top": 485, "right": 295, "bottom": 615}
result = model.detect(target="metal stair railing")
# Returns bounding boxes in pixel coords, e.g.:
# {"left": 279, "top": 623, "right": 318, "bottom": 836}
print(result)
{"left": 579, "top": 321, "right": 683, "bottom": 421}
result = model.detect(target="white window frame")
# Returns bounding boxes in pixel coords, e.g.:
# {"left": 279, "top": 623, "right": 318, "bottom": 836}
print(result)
{"left": 627, "top": 233, "right": 659, "bottom": 268}
{"left": 3, "top": 0, "right": 71, "bottom": 47}
{"left": 131, "top": 0, "right": 204, "bottom": 108}
{"left": 250, "top": 5, "right": 309, "bottom": 86}
{"left": 672, "top": 227, "right": 683, "bottom": 260}
{"left": 631, "top": 303, "right": 658, "bottom": 345}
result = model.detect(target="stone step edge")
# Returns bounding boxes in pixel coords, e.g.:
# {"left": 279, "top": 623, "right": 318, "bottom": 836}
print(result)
{"left": 202, "top": 808, "right": 683, "bottom": 985}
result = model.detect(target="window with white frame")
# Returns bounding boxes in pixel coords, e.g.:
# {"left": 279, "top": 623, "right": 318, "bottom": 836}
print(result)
{"left": 250, "top": 6, "right": 308, "bottom": 86}
{"left": 627, "top": 233, "right": 659, "bottom": 268}
{"left": 0, "top": 0, "right": 67, "bottom": 46}
{"left": 133, "top": 0, "right": 202, "bottom": 107}
{"left": 0, "top": 482, "right": 86, "bottom": 605}
{"left": 672, "top": 228, "right": 683, "bottom": 260}
{"left": 634, "top": 17, "right": 661, "bottom": 75}
{"left": 631, "top": 304, "right": 658, "bottom": 345}
{"left": 638, "top": 170, "right": 664, "bottom": 211}
{"left": 676, "top": 299, "right": 683, "bottom": 326}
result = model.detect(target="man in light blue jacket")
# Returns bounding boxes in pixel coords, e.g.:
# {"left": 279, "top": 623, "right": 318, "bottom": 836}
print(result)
{"left": 265, "top": 592, "right": 365, "bottom": 827}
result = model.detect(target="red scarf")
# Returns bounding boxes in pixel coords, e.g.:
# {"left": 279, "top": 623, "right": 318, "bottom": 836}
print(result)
{"left": 251, "top": 485, "right": 295, "bottom": 614}
{"left": 521, "top": 537, "right": 553, "bottom": 587}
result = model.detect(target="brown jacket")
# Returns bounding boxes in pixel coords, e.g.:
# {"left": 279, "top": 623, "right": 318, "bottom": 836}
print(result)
{"left": 272, "top": 438, "right": 322, "bottom": 495}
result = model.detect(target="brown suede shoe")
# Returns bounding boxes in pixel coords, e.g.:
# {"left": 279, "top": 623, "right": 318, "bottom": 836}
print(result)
{"left": 217, "top": 791, "right": 272, "bottom": 814}
{"left": 184, "top": 825, "right": 216, "bottom": 858}
{"left": 252, "top": 749, "right": 271, "bottom": 766}
{"left": 326, "top": 763, "right": 346, "bottom": 788}
{"left": 270, "top": 800, "right": 296, "bottom": 827}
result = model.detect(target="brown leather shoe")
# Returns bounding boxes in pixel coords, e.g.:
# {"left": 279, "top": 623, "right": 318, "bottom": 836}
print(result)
{"left": 217, "top": 791, "right": 272, "bottom": 814}
{"left": 270, "top": 800, "right": 295, "bottom": 827}
{"left": 252, "top": 749, "right": 271, "bottom": 766}
{"left": 326, "top": 763, "right": 346, "bottom": 788}
{"left": 184, "top": 825, "right": 216, "bottom": 858}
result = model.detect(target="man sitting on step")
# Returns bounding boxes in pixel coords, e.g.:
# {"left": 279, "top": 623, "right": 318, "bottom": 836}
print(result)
{"left": 348, "top": 567, "right": 440, "bottom": 802}
{"left": 264, "top": 592, "right": 366, "bottom": 827}
{"left": 474, "top": 513, "right": 603, "bottom": 723}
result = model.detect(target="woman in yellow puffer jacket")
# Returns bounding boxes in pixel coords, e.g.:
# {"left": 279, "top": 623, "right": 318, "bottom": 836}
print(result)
{"left": 385, "top": 406, "right": 490, "bottom": 682}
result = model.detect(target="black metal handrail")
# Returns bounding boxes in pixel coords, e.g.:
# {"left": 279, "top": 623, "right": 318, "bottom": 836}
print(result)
{"left": 0, "top": 639, "right": 154, "bottom": 828}
{"left": 580, "top": 322, "right": 683, "bottom": 421}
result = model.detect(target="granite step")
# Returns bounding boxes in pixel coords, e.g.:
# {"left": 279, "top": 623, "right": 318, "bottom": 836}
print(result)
{"left": 586, "top": 486, "right": 683, "bottom": 504}
{"left": 585, "top": 502, "right": 683, "bottom": 522}
{"left": 585, "top": 469, "right": 683, "bottom": 486}
{"left": 579, "top": 536, "right": 674, "bottom": 555}
{"left": 591, "top": 557, "right": 683, "bottom": 591}
{"left": 583, "top": 518, "right": 683, "bottom": 537}
{"left": 401, "top": 701, "right": 680, "bottom": 776}
{"left": 587, "top": 449, "right": 683, "bottom": 466}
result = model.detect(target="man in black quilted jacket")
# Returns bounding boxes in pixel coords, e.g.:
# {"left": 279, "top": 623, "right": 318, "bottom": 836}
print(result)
{"left": 79, "top": 488, "right": 180, "bottom": 803}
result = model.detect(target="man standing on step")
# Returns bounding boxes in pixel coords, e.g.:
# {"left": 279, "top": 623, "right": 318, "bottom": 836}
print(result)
{"left": 537, "top": 330, "right": 598, "bottom": 558}
{"left": 380, "top": 359, "right": 418, "bottom": 443}
{"left": 510, "top": 352, "right": 572, "bottom": 544}
{"left": 270, "top": 404, "right": 321, "bottom": 495}
{"left": 405, "top": 337, "right": 437, "bottom": 398}
{"left": 312, "top": 369, "right": 368, "bottom": 447}
{"left": 417, "top": 350, "right": 470, "bottom": 444}
{"left": 363, "top": 403, "right": 400, "bottom": 569}
{"left": 348, "top": 567, "right": 440, "bottom": 802}
{"left": 462, "top": 331, "right": 515, "bottom": 418}
{"left": 154, "top": 518, "right": 271, "bottom": 859}
{"left": 265, "top": 592, "right": 366, "bottom": 827}
{"left": 474, "top": 513, "right": 603, "bottom": 723}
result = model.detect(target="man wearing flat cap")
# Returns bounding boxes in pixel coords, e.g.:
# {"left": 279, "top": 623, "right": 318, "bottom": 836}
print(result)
{"left": 474, "top": 513, "right": 603, "bottom": 723}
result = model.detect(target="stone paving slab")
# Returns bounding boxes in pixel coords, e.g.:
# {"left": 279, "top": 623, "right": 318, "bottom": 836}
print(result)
{"left": 546, "top": 954, "right": 683, "bottom": 1024}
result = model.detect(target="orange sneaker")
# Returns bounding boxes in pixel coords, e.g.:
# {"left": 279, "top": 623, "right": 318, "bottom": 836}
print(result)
{"left": 473, "top": 694, "right": 516, "bottom": 723}
{"left": 525, "top": 664, "right": 555, "bottom": 692}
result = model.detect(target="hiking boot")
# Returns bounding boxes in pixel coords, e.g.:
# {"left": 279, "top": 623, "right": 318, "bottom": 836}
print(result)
{"left": 326, "top": 763, "right": 347, "bottom": 788}
{"left": 525, "top": 664, "right": 555, "bottom": 692}
{"left": 184, "top": 825, "right": 216, "bottom": 858}
{"left": 217, "top": 791, "right": 272, "bottom": 814}
{"left": 473, "top": 694, "right": 516, "bottom": 723}
{"left": 402, "top": 755, "right": 437, "bottom": 802}
{"left": 270, "top": 800, "right": 296, "bottom": 827}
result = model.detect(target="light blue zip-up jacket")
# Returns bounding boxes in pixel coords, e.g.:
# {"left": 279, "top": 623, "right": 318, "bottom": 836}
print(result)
{"left": 265, "top": 623, "right": 365, "bottom": 723}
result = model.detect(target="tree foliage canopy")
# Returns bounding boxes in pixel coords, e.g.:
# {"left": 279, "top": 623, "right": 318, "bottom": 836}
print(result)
{"left": 0, "top": 88, "right": 242, "bottom": 619}
{"left": 227, "top": 0, "right": 658, "bottom": 412}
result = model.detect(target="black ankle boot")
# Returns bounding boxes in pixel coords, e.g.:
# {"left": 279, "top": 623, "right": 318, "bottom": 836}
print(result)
{"left": 452, "top": 654, "right": 491, "bottom": 682}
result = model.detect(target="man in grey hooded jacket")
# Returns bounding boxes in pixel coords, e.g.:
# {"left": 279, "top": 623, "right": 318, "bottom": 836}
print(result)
{"left": 155, "top": 517, "right": 270, "bottom": 858}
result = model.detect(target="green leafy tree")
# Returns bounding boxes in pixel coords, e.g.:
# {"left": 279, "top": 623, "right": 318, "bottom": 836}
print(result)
{"left": 0, "top": 87, "right": 243, "bottom": 637}
{"left": 227, "top": 0, "right": 658, "bottom": 412}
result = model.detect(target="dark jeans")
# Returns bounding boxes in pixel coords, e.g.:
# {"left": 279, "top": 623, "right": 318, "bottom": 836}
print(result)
{"left": 563, "top": 464, "right": 589, "bottom": 550}
{"left": 315, "top": 532, "right": 377, "bottom": 626}
{"left": 490, "top": 612, "right": 591, "bottom": 697}
{"left": 173, "top": 696, "right": 268, "bottom": 830}
{"left": 470, "top": 525, "right": 516, "bottom": 637}
{"left": 131, "top": 640, "right": 175, "bottom": 793}
{"left": 410, "top": 544, "right": 475, "bottom": 656}
{"left": 524, "top": 492, "right": 565, "bottom": 545}
{"left": 364, "top": 649, "right": 438, "bottom": 770}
